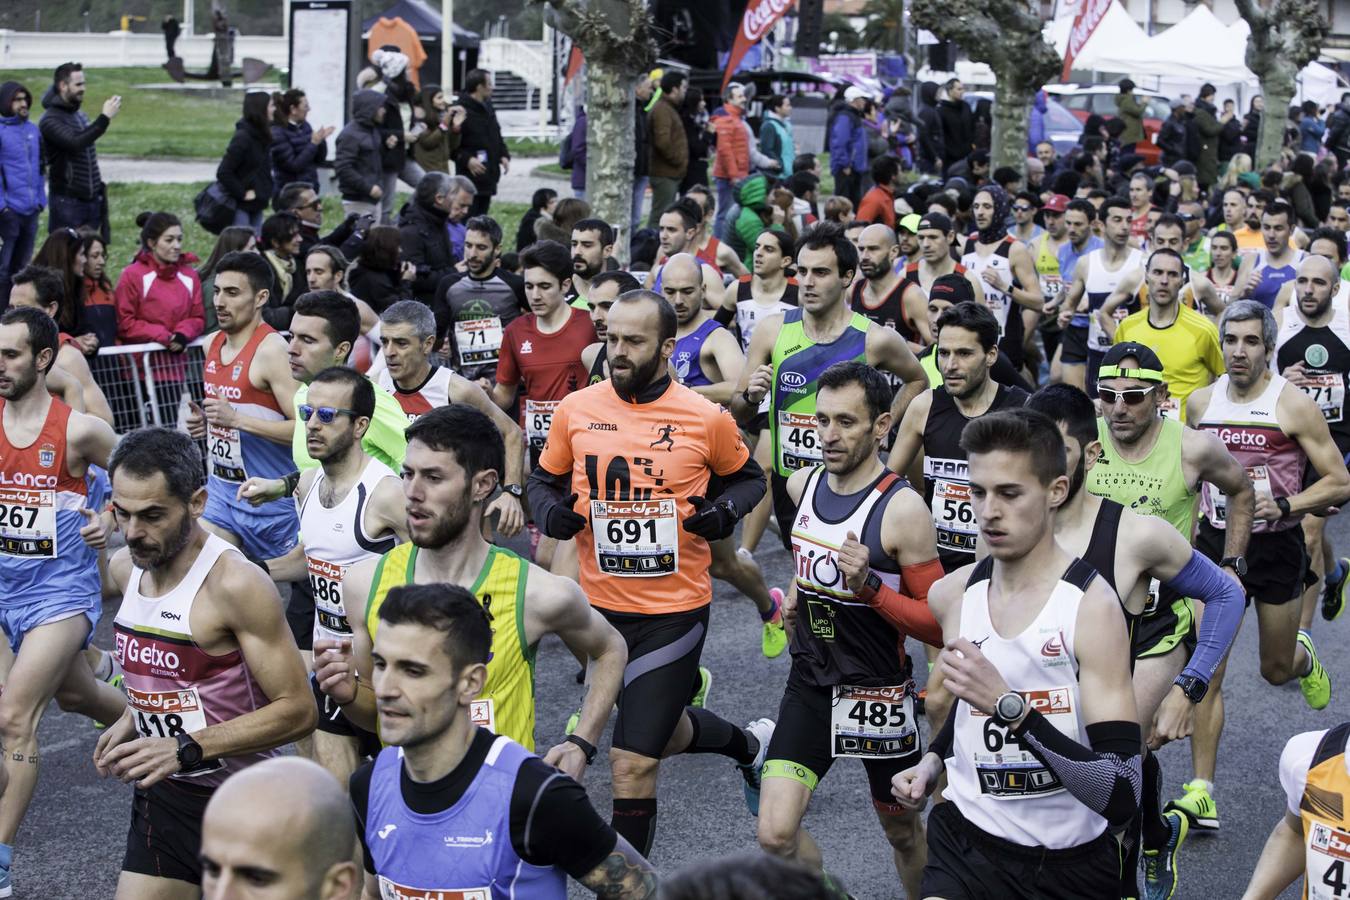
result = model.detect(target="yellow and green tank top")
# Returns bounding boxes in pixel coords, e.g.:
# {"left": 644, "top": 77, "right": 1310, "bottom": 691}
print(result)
{"left": 367, "top": 543, "right": 537, "bottom": 750}
{"left": 1086, "top": 416, "right": 1197, "bottom": 540}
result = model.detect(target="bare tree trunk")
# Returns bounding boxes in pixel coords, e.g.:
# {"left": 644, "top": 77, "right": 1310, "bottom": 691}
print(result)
{"left": 1256, "top": 66, "right": 1297, "bottom": 169}
{"left": 1234, "top": 0, "right": 1325, "bottom": 169}
{"left": 585, "top": 59, "right": 637, "bottom": 257}
{"left": 991, "top": 81, "right": 1032, "bottom": 174}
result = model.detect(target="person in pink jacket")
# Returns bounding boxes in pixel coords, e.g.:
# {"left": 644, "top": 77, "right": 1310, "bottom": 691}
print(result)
{"left": 114, "top": 210, "right": 206, "bottom": 427}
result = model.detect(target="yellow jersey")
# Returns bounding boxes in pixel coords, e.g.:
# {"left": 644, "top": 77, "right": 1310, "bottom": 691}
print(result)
{"left": 367, "top": 543, "right": 537, "bottom": 750}
{"left": 1114, "top": 304, "right": 1223, "bottom": 422}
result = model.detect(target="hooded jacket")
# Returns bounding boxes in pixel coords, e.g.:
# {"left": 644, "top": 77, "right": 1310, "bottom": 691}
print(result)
{"left": 758, "top": 111, "right": 794, "bottom": 176}
{"left": 1328, "top": 100, "right": 1350, "bottom": 157}
{"left": 453, "top": 93, "right": 509, "bottom": 194}
{"left": 730, "top": 174, "right": 772, "bottom": 267}
{"left": 397, "top": 197, "right": 457, "bottom": 303}
{"left": 915, "top": 82, "right": 945, "bottom": 175}
{"left": 38, "top": 85, "right": 108, "bottom": 202}
{"left": 270, "top": 117, "right": 327, "bottom": 196}
{"left": 114, "top": 248, "right": 205, "bottom": 382}
{"left": 828, "top": 102, "right": 867, "bottom": 174}
{"left": 1114, "top": 92, "right": 1146, "bottom": 145}
{"left": 1191, "top": 98, "right": 1222, "bottom": 187}
{"left": 410, "top": 86, "right": 460, "bottom": 173}
{"left": 0, "top": 82, "right": 45, "bottom": 215}
{"left": 713, "top": 104, "right": 751, "bottom": 180}
{"left": 217, "top": 117, "right": 273, "bottom": 213}
{"left": 335, "top": 90, "right": 386, "bottom": 203}
{"left": 938, "top": 95, "right": 974, "bottom": 168}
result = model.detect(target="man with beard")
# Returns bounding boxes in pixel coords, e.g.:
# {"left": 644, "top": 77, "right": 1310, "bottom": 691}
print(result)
{"left": 582, "top": 271, "right": 642, "bottom": 384}
{"left": 247, "top": 366, "right": 407, "bottom": 789}
{"left": 759, "top": 362, "right": 944, "bottom": 899}
{"left": 322, "top": 404, "right": 626, "bottom": 777}
{"left": 433, "top": 215, "right": 527, "bottom": 385}
{"left": 530, "top": 290, "right": 775, "bottom": 855}
{"left": 961, "top": 186, "right": 1043, "bottom": 375}
{"left": 0, "top": 306, "right": 124, "bottom": 893}
{"left": 1234, "top": 189, "right": 1276, "bottom": 252}
{"left": 302, "top": 245, "right": 380, "bottom": 340}
{"left": 1236, "top": 201, "right": 1307, "bottom": 310}
{"left": 852, "top": 224, "right": 931, "bottom": 351}
{"left": 568, "top": 218, "right": 616, "bottom": 304}
{"left": 897, "top": 214, "right": 985, "bottom": 335}
{"left": 1027, "top": 383, "right": 1245, "bottom": 900}
{"left": 1180, "top": 302, "right": 1348, "bottom": 834}
{"left": 1275, "top": 256, "right": 1350, "bottom": 626}
{"left": 98, "top": 427, "right": 316, "bottom": 898}
{"left": 39, "top": 62, "right": 119, "bottom": 239}
{"left": 276, "top": 182, "right": 360, "bottom": 264}
{"left": 1058, "top": 197, "right": 1143, "bottom": 392}
{"left": 645, "top": 200, "right": 726, "bottom": 306}
{"left": 1050, "top": 199, "right": 1102, "bottom": 389}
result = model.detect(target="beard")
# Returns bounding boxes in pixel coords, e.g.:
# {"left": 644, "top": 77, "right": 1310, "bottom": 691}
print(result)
{"left": 128, "top": 510, "right": 194, "bottom": 571}
{"left": 0, "top": 363, "right": 38, "bottom": 400}
{"left": 411, "top": 489, "right": 474, "bottom": 550}
{"left": 611, "top": 350, "right": 664, "bottom": 396}
{"left": 573, "top": 256, "right": 600, "bottom": 280}
{"left": 310, "top": 428, "right": 356, "bottom": 464}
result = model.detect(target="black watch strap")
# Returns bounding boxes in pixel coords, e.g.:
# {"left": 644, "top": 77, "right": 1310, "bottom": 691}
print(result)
{"left": 564, "top": 734, "right": 597, "bottom": 765}
{"left": 1276, "top": 496, "right": 1292, "bottom": 519}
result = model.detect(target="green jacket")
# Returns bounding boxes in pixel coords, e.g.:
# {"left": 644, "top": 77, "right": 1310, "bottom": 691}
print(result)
{"left": 1193, "top": 100, "right": 1222, "bottom": 187}
{"left": 729, "top": 174, "right": 772, "bottom": 267}
{"left": 1115, "top": 93, "right": 1147, "bottom": 145}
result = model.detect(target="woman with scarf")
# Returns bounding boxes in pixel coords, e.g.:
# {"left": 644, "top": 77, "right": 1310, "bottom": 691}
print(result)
{"left": 959, "top": 184, "right": 1045, "bottom": 379}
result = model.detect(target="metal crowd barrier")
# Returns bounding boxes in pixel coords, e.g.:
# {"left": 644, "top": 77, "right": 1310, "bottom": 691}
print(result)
{"left": 93, "top": 338, "right": 208, "bottom": 436}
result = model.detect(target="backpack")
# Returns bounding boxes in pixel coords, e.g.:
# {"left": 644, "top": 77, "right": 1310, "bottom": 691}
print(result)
{"left": 193, "top": 181, "right": 237, "bottom": 235}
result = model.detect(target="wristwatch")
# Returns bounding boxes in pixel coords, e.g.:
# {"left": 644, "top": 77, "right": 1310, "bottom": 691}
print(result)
{"left": 1173, "top": 673, "right": 1209, "bottom": 704}
{"left": 564, "top": 734, "right": 598, "bottom": 765}
{"left": 1275, "top": 497, "right": 1292, "bottom": 520}
{"left": 502, "top": 483, "right": 523, "bottom": 499}
{"left": 858, "top": 570, "right": 883, "bottom": 603}
{"left": 176, "top": 732, "right": 204, "bottom": 771}
{"left": 1219, "top": 556, "right": 1248, "bottom": 576}
{"left": 993, "top": 691, "right": 1027, "bottom": 727}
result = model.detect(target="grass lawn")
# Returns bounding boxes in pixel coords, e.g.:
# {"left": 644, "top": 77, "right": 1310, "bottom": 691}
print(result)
{"left": 535, "top": 156, "right": 838, "bottom": 195}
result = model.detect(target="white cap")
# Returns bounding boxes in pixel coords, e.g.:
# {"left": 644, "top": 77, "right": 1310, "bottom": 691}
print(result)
{"left": 844, "top": 85, "right": 867, "bottom": 103}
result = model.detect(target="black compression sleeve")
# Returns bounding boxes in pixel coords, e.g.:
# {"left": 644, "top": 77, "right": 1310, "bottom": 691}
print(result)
{"left": 526, "top": 467, "right": 572, "bottom": 533}
{"left": 709, "top": 455, "right": 767, "bottom": 517}
{"left": 509, "top": 758, "right": 617, "bottom": 879}
{"left": 928, "top": 699, "right": 959, "bottom": 761}
{"left": 1014, "top": 712, "right": 1143, "bottom": 827}
{"left": 713, "top": 304, "right": 736, "bottom": 328}
{"left": 348, "top": 762, "right": 377, "bottom": 875}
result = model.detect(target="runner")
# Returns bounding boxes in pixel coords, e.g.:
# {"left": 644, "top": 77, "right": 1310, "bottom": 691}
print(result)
{"left": 961, "top": 185, "right": 1042, "bottom": 374}
{"left": 0, "top": 306, "right": 124, "bottom": 894}
{"left": 1098, "top": 214, "right": 1227, "bottom": 320}
{"left": 731, "top": 222, "right": 926, "bottom": 553}
{"left": 96, "top": 427, "right": 316, "bottom": 897}
{"left": 663, "top": 255, "right": 788, "bottom": 659}
{"left": 582, "top": 272, "right": 642, "bottom": 385}
{"left": 852, "top": 224, "right": 930, "bottom": 350}
{"left": 645, "top": 199, "right": 726, "bottom": 303}
{"left": 1027, "top": 383, "right": 1246, "bottom": 900}
{"left": 912, "top": 277, "right": 1034, "bottom": 392}
{"left": 716, "top": 231, "right": 799, "bottom": 353}
{"left": 897, "top": 214, "right": 985, "bottom": 335}
{"left": 682, "top": 185, "right": 748, "bottom": 279}
{"left": 1182, "top": 300, "right": 1348, "bottom": 831}
{"left": 1240, "top": 721, "right": 1350, "bottom": 900}
{"left": 430, "top": 215, "right": 527, "bottom": 385}
{"left": 1050, "top": 199, "right": 1102, "bottom": 390}
{"left": 200, "top": 757, "right": 360, "bottom": 900}
{"left": 1274, "top": 255, "right": 1350, "bottom": 626}
{"left": 530, "top": 289, "right": 775, "bottom": 854}
{"left": 321, "top": 404, "right": 626, "bottom": 774}
{"left": 301, "top": 245, "right": 382, "bottom": 366}
{"left": 494, "top": 239, "right": 597, "bottom": 475}
{"left": 568, "top": 218, "right": 617, "bottom": 305}
{"left": 351, "top": 584, "right": 657, "bottom": 899}
{"left": 1059, "top": 197, "right": 1143, "bottom": 392}
{"left": 1029, "top": 194, "right": 1070, "bottom": 376}
{"left": 892, "top": 407, "right": 1143, "bottom": 899}
{"left": 184, "top": 251, "right": 303, "bottom": 568}
{"left": 1204, "top": 231, "right": 1241, "bottom": 311}
{"left": 1235, "top": 200, "right": 1306, "bottom": 310}
{"left": 369, "top": 300, "right": 526, "bottom": 535}
{"left": 888, "top": 301, "right": 1029, "bottom": 573}
{"left": 759, "top": 361, "right": 945, "bottom": 899}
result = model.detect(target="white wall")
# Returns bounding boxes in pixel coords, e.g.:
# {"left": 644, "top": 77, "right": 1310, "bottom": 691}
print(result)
{"left": 0, "top": 30, "right": 287, "bottom": 71}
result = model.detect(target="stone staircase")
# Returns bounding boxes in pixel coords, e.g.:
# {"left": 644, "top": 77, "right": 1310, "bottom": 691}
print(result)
{"left": 491, "top": 70, "right": 538, "bottom": 111}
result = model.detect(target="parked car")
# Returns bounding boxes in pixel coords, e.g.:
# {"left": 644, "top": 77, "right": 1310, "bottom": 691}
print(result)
{"left": 1045, "top": 82, "right": 1172, "bottom": 164}
{"left": 963, "top": 90, "right": 1085, "bottom": 156}
{"left": 688, "top": 68, "right": 851, "bottom": 155}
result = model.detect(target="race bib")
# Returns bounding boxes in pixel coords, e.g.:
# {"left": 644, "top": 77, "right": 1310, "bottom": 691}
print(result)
{"left": 1306, "top": 821, "right": 1350, "bottom": 899}
{"left": 931, "top": 478, "right": 978, "bottom": 554}
{"left": 454, "top": 316, "right": 504, "bottom": 367}
{"left": 524, "top": 399, "right": 560, "bottom": 450}
{"left": 470, "top": 698, "right": 495, "bottom": 732}
{"left": 1087, "top": 304, "right": 1130, "bottom": 352}
{"left": 969, "top": 687, "right": 1077, "bottom": 799}
{"left": 126, "top": 684, "right": 224, "bottom": 778}
{"left": 1303, "top": 372, "right": 1346, "bottom": 424}
{"left": 830, "top": 684, "right": 918, "bottom": 759}
{"left": 378, "top": 879, "right": 489, "bottom": 900}
{"left": 590, "top": 499, "right": 678, "bottom": 577}
{"left": 985, "top": 290, "right": 1009, "bottom": 334}
{"left": 778, "top": 410, "right": 822, "bottom": 472}
{"left": 0, "top": 487, "right": 57, "bottom": 559}
{"left": 208, "top": 423, "right": 246, "bottom": 482}
{"left": 1207, "top": 464, "right": 1271, "bottom": 528}
{"left": 1041, "top": 274, "right": 1063, "bottom": 303}
{"left": 308, "top": 557, "right": 350, "bottom": 640}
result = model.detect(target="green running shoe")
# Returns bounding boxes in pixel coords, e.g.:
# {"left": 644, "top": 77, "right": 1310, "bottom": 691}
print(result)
{"left": 1297, "top": 630, "right": 1332, "bottom": 710}
{"left": 1165, "top": 780, "right": 1218, "bottom": 831}
{"left": 762, "top": 588, "right": 787, "bottom": 659}
{"left": 691, "top": 666, "right": 712, "bottom": 709}
{"left": 1143, "top": 811, "right": 1188, "bottom": 900}
{"left": 1323, "top": 558, "right": 1350, "bottom": 621}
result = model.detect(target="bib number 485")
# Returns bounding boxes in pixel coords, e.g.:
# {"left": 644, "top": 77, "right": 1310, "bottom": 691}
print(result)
{"left": 847, "top": 699, "right": 907, "bottom": 729}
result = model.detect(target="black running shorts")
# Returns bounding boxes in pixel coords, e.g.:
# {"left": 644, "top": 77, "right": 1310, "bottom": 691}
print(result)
{"left": 311, "top": 676, "right": 382, "bottom": 755}
{"left": 1197, "top": 520, "right": 1313, "bottom": 605}
{"left": 601, "top": 604, "right": 710, "bottom": 758}
{"left": 123, "top": 780, "right": 213, "bottom": 885}
{"left": 1059, "top": 324, "right": 1089, "bottom": 365}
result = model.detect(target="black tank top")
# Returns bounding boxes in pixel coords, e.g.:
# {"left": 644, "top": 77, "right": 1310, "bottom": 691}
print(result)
{"left": 587, "top": 345, "right": 607, "bottom": 385}
{"left": 922, "top": 384, "right": 1029, "bottom": 572}
{"left": 851, "top": 278, "right": 916, "bottom": 345}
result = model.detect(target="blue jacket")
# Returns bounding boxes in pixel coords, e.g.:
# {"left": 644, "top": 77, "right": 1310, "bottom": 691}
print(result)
{"left": 270, "top": 119, "right": 327, "bottom": 197}
{"left": 0, "top": 82, "right": 45, "bottom": 215}
{"left": 828, "top": 103, "right": 867, "bottom": 174}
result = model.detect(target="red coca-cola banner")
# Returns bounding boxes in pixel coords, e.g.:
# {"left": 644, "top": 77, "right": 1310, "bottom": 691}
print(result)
{"left": 1062, "top": 0, "right": 1111, "bottom": 80}
{"left": 722, "top": 0, "right": 797, "bottom": 92}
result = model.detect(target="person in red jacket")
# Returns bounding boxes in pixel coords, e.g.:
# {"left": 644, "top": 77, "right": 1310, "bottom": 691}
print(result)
{"left": 114, "top": 211, "right": 206, "bottom": 428}
{"left": 711, "top": 83, "right": 780, "bottom": 242}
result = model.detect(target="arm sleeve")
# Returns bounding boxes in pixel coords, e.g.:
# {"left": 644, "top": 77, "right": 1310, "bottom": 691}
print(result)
{"left": 708, "top": 454, "right": 766, "bottom": 518}
{"left": 1014, "top": 713, "right": 1143, "bottom": 828}
{"left": 864, "top": 558, "right": 944, "bottom": 647}
{"left": 526, "top": 466, "right": 577, "bottom": 539}
{"left": 510, "top": 759, "right": 618, "bottom": 879}
{"left": 1163, "top": 549, "right": 1245, "bottom": 684}
{"left": 348, "top": 762, "right": 377, "bottom": 875}
{"left": 713, "top": 303, "right": 737, "bottom": 328}
{"left": 928, "top": 697, "right": 959, "bottom": 760}
{"left": 39, "top": 112, "right": 108, "bottom": 152}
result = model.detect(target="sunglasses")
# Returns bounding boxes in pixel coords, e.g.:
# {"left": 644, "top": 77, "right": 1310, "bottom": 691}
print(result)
{"left": 1098, "top": 385, "right": 1158, "bottom": 406}
{"left": 299, "top": 404, "right": 359, "bottom": 424}
{"left": 1012, "top": 205, "right": 1035, "bottom": 213}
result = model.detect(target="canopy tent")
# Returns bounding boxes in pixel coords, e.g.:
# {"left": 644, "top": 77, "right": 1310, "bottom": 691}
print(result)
{"left": 1045, "top": 1, "right": 1152, "bottom": 75}
{"left": 1128, "top": 5, "right": 1252, "bottom": 85}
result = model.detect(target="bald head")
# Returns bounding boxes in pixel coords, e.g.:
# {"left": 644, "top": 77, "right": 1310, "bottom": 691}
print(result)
{"left": 857, "top": 223, "right": 899, "bottom": 282}
{"left": 1301, "top": 254, "right": 1337, "bottom": 282}
{"left": 660, "top": 253, "right": 705, "bottom": 323}
{"left": 201, "top": 758, "right": 358, "bottom": 900}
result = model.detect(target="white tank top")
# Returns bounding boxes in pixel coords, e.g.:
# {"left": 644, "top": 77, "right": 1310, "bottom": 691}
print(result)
{"left": 944, "top": 557, "right": 1106, "bottom": 849}
{"left": 961, "top": 237, "right": 1015, "bottom": 336}
{"left": 298, "top": 457, "right": 401, "bottom": 643}
{"left": 1085, "top": 247, "right": 1144, "bottom": 352}
{"left": 737, "top": 298, "right": 793, "bottom": 354}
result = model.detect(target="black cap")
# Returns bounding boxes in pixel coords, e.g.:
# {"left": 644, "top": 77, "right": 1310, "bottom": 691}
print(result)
{"left": 930, "top": 273, "right": 975, "bottom": 305}
{"left": 1099, "top": 342, "right": 1165, "bottom": 383}
{"left": 1119, "top": 78, "right": 1136, "bottom": 92}
{"left": 1174, "top": 160, "right": 1197, "bottom": 176}
{"left": 917, "top": 212, "right": 953, "bottom": 234}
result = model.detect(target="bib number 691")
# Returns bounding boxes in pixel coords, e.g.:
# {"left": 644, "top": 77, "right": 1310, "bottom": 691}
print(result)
{"left": 606, "top": 519, "right": 657, "bottom": 544}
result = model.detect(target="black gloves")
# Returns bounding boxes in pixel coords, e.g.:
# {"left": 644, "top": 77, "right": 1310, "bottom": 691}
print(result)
{"left": 545, "top": 492, "right": 588, "bottom": 540}
{"left": 682, "top": 495, "right": 739, "bottom": 541}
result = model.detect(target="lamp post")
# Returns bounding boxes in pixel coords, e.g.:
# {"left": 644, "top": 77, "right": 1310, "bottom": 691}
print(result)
{"left": 443, "top": 0, "right": 454, "bottom": 89}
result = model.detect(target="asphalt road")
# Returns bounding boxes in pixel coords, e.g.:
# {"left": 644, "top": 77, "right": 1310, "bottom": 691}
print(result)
{"left": 14, "top": 513, "right": 1350, "bottom": 899}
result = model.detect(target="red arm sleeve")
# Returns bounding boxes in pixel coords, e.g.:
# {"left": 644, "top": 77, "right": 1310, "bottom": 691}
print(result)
{"left": 862, "top": 558, "right": 944, "bottom": 647}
